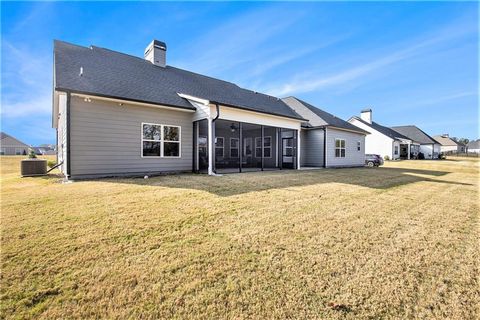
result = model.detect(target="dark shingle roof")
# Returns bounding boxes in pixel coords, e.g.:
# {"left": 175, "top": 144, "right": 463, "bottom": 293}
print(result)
{"left": 350, "top": 117, "right": 410, "bottom": 140}
{"left": 54, "top": 40, "right": 305, "bottom": 120}
{"left": 284, "top": 97, "right": 369, "bottom": 134}
{"left": 391, "top": 125, "right": 438, "bottom": 145}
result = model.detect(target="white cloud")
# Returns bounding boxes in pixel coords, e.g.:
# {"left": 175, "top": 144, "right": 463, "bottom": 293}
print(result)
{"left": 263, "top": 17, "right": 477, "bottom": 97}
{"left": 1, "top": 41, "right": 52, "bottom": 119}
{"left": 174, "top": 6, "right": 307, "bottom": 75}
{"left": 1, "top": 93, "right": 52, "bottom": 118}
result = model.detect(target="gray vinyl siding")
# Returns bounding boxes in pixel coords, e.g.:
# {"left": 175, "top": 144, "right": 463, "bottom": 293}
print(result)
{"left": 69, "top": 96, "right": 194, "bottom": 178}
{"left": 326, "top": 128, "right": 365, "bottom": 167}
{"left": 301, "top": 129, "right": 324, "bottom": 167}
{"left": 0, "top": 136, "right": 29, "bottom": 155}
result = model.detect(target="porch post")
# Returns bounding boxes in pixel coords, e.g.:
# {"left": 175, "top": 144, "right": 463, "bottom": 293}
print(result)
{"left": 207, "top": 117, "right": 214, "bottom": 175}
{"left": 297, "top": 128, "right": 301, "bottom": 170}
{"left": 261, "top": 125, "right": 264, "bottom": 171}
{"left": 407, "top": 142, "right": 411, "bottom": 160}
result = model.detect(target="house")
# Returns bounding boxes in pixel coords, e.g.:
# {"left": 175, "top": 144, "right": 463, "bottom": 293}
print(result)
{"left": 0, "top": 132, "right": 30, "bottom": 155}
{"left": 53, "top": 40, "right": 319, "bottom": 179}
{"left": 282, "top": 97, "right": 369, "bottom": 167}
{"left": 467, "top": 139, "right": 480, "bottom": 153}
{"left": 348, "top": 110, "right": 417, "bottom": 160}
{"left": 32, "top": 146, "right": 57, "bottom": 156}
{"left": 433, "top": 134, "right": 466, "bottom": 153}
{"left": 391, "top": 125, "right": 441, "bottom": 159}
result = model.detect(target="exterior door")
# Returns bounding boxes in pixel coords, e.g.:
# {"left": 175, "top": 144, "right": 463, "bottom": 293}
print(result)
{"left": 282, "top": 137, "right": 294, "bottom": 168}
{"left": 243, "top": 137, "right": 253, "bottom": 165}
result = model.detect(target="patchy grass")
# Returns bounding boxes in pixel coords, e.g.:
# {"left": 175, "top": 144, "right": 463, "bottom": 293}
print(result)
{"left": 1, "top": 156, "right": 479, "bottom": 319}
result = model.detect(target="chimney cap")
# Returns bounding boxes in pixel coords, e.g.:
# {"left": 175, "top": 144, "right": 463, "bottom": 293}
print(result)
{"left": 152, "top": 40, "right": 166, "bottom": 50}
{"left": 361, "top": 108, "right": 372, "bottom": 113}
{"left": 144, "top": 40, "right": 167, "bottom": 55}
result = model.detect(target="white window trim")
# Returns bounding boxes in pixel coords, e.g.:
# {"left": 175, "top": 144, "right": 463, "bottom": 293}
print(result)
{"left": 255, "top": 136, "right": 272, "bottom": 158}
{"left": 141, "top": 122, "right": 181, "bottom": 158}
{"left": 255, "top": 137, "right": 262, "bottom": 158}
{"left": 335, "top": 138, "right": 346, "bottom": 158}
{"left": 215, "top": 136, "right": 224, "bottom": 158}
{"left": 230, "top": 138, "right": 239, "bottom": 158}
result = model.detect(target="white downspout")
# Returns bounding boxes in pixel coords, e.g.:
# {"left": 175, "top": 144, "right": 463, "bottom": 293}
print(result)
{"left": 207, "top": 117, "right": 214, "bottom": 175}
{"left": 297, "top": 129, "right": 301, "bottom": 170}
{"left": 325, "top": 127, "right": 328, "bottom": 168}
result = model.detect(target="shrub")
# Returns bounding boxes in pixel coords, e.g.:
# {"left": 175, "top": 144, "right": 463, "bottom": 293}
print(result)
{"left": 28, "top": 150, "right": 37, "bottom": 159}
{"left": 384, "top": 155, "right": 390, "bottom": 161}
{"left": 418, "top": 152, "right": 425, "bottom": 160}
{"left": 47, "top": 160, "right": 57, "bottom": 168}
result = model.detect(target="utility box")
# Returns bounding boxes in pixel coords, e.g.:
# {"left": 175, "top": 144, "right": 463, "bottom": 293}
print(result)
{"left": 21, "top": 159, "right": 48, "bottom": 177}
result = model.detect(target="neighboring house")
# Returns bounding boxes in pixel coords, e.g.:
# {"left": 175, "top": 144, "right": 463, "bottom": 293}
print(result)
{"left": 0, "top": 132, "right": 30, "bottom": 155}
{"left": 433, "top": 134, "right": 466, "bottom": 153}
{"left": 467, "top": 139, "right": 480, "bottom": 153}
{"left": 348, "top": 110, "right": 417, "bottom": 160}
{"left": 53, "top": 40, "right": 311, "bottom": 178}
{"left": 391, "top": 125, "right": 441, "bottom": 159}
{"left": 282, "top": 97, "right": 369, "bottom": 167}
{"left": 32, "top": 146, "right": 57, "bottom": 156}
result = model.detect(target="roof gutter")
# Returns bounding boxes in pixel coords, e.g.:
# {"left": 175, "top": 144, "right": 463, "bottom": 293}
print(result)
{"left": 56, "top": 88, "right": 197, "bottom": 111}
{"left": 210, "top": 100, "right": 307, "bottom": 122}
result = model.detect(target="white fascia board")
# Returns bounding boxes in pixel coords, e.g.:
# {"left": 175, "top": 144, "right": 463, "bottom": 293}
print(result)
{"left": 327, "top": 125, "right": 369, "bottom": 135}
{"left": 71, "top": 93, "right": 195, "bottom": 113}
{"left": 52, "top": 90, "right": 66, "bottom": 129}
{"left": 177, "top": 93, "right": 210, "bottom": 106}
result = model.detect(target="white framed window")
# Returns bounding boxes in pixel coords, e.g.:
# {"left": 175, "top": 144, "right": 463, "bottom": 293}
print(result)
{"left": 394, "top": 145, "right": 399, "bottom": 155}
{"left": 357, "top": 141, "right": 361, "bottom": 151}
{"left": 335, "top": 139, "right": 346, "bottom": 158}
{"left": 255, "top": 136, "right": 272, "bottom": 158}
{"left": 142, "top": 123, "right": 181, "bottom": 158}
{"left": 215, "top": 137, "right": 224, "bottom": 158}
{"left": 230, "top": 138, "right": 239, "bottom": 158}
{"left": 255, "top": 137, "right": 262, "bottom": 158}
{"left": 263, "top": 136, "right": 272, "bottom": 158}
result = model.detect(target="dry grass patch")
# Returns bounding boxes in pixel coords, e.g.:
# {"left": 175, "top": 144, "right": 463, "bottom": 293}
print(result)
{"left": 1, "top": 156, "right": 479, "bottom": 319}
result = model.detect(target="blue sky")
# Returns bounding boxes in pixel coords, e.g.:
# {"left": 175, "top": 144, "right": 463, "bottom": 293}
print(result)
{"left": 1, "top": 1, "right": 478, "bottom": 145}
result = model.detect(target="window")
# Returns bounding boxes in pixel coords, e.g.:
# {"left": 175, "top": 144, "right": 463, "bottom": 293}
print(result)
{"left": 283, "top": 138, "right": 293, "bottom": 156}
{"left": 230, "top": 138, "right": 239, "bottom": 157}
{"left": 335, "top": 139, "right": 346, "bottom": 157}
{"left": 264, "top": 136, "right": 272, "bottom": 158}
{"left": 142, "top": 123, "right": 180, "bottom": 157}
{"left": 357, "top": 141, "right": 361, "bottom": 151}
{"left": 255, "top": 137, "right": 262, "bottom": 158}
{"left": 394, "top": 146, "right": 399, "bottom": 155}
{"left": 255, "top": 136, "right": 273, "bottom": 158}
{"left": 215, "top": 137, "right": 224, "bottom": 157}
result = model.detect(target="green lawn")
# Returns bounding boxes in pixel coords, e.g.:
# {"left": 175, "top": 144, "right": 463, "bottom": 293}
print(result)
{"left": 1, "top": 156, "right": 479, "bottom": 319}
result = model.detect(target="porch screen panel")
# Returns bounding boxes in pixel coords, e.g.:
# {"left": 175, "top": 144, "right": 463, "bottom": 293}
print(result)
{"left": 263, "top": 126, "right": 279, "bottom": 170}
{"left": 242, "top": 123, "right": 262, "bottom": 171}
{"left": 197, "top": 119, "right": 209, "bottom": 172}
{"left": 214, "top": 119, "right": 240, "bottom": 173}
